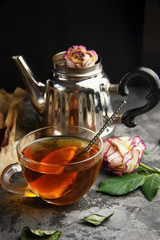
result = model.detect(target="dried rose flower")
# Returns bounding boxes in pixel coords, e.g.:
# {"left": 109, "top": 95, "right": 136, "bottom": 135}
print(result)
{"left": 103, "top": 136, "right": 146, "bottom": 176}
{"left": 63, "top": 45, "right": 98, "bottom": 68}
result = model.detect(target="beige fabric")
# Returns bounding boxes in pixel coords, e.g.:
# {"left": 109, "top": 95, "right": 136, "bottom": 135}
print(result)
{"left": 0, "top": 88, "right": 29, "bottom": 179}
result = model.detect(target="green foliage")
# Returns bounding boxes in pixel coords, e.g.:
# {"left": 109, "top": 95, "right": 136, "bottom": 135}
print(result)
{"left": 21, "top": 226, "right": 61, "bottom": 240}
{"left": 141, "top": 174, "right": 160, "bottom": 201}
{"left": 81, "top": 213, "right": 114, "bottom": 226}
{"left": 98, "top": 174, "right": 146, "bottom": 195}
{"left": 98, "top": 171, "right": 160, "bottom": 201}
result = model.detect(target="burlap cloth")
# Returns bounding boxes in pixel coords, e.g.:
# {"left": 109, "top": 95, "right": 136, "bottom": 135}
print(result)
{"left": 0, "top": 87, "right": 39, "bottom": 181}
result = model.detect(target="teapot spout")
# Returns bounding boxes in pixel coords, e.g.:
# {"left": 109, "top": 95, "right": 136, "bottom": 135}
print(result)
{"left": 12, "top": 56, "right": 46, "bottom": 115}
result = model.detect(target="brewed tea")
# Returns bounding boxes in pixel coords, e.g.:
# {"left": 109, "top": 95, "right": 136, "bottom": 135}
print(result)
{"left": 22, "top": 136, "right": 102, "bottom": 205}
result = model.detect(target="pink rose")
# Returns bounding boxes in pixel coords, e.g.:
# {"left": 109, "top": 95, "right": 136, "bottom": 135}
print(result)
{"left": 103, "top": 136, "right": 146, "bottom": 176}
{"left": 63, "top": 45, "right": 98, "bottom": 68}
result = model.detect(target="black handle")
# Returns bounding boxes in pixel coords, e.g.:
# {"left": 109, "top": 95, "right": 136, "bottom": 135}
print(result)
{"left": 118, "top": 67, "right": 160, "bottom": 127}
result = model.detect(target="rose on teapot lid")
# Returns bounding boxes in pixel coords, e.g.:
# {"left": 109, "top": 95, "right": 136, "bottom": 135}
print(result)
{"left": 63, "top": 45, "right": 98, "bottom": 68}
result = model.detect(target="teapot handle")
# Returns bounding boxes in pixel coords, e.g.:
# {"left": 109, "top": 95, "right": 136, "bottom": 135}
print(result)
{"left": 118, "top": 67, "right": 160, "bottom": 127}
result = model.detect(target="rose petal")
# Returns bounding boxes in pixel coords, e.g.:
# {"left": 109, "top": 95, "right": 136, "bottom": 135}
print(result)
{"left": 133, "top": 136, "right": 146, "bottom": 158}
{"left": 63, "top": 45, "right": 98, "bottom": 68}
{"left": 103, "top": 136, "right": 146, "bottom": 176}
{"left": 126, "top": 149, "right": 140, "bottom": 173}
{"left": 109, "top": 137, "right": 132, "bottom": 156}
{"left": 105, "top": 155, "right": 123, "bottom": 167}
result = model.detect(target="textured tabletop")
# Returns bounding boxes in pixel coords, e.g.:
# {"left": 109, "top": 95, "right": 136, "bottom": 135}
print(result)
{"left": 0, "top": 87, "right": 160, "bottom": 240}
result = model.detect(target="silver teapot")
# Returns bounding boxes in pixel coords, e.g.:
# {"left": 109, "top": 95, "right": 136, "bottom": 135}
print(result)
{"left": 12, "top": 51, "right": 160, "bottom": 139}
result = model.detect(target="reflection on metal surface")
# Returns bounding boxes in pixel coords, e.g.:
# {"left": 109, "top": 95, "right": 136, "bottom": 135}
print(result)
{"left": 13, "top": 53, "right": 160, "bottom": 138}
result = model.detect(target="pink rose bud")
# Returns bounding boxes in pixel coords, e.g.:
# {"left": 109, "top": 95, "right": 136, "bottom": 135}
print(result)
{"left": 63, "top": 45, "right": 98, "bottom": 68}
{"left": 103, "top": 136, "right": 146, "bottom": 176}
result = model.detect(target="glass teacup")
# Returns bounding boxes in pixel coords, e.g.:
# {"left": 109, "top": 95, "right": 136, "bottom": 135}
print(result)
{"left": 1, "top": 125, "right": 103, "bottom": 205}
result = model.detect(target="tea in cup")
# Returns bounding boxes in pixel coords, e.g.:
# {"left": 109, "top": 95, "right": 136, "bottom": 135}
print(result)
{"left": 1, "top": 125, "right": 103, "bottom": 205}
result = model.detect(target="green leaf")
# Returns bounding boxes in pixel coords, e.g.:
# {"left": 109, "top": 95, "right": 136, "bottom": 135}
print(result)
{"left": 143, "top": 151, "right": 152, "bottom": 155}
{"left": 137, "top": 166, "right": 148, "bottom": 173}
{"left": 141, "top": 173, "right": 160, "bottom": 201}
{"left": 81, "top": 213, "right": 114, "bottom": 226}
{"left": 21, "top": 226, "right": 61, "bottom": 240}
{"left": 97, "top": 173, "right": 147, "bottom": 196}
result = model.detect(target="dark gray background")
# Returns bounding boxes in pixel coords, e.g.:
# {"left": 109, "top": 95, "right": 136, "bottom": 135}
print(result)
{"left": 0, "top": 0, "right": 160, "bottom": 92}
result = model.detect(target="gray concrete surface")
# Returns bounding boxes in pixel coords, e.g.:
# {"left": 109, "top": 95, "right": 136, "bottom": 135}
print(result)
{"left": 0, "top": 88, "right": 160, "bottom": 240}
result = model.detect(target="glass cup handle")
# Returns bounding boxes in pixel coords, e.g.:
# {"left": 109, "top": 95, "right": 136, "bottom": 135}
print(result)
{"left": 1, "top": 163, "right": 37, "bottom": 197}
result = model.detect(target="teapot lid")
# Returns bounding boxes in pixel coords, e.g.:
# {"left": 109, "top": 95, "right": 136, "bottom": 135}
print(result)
{"left": 52, "top": 51, "right": 103, "bottom": 78}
